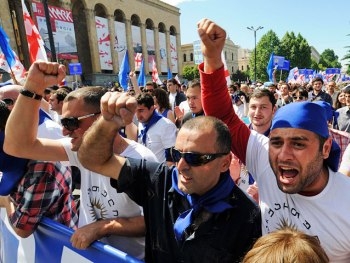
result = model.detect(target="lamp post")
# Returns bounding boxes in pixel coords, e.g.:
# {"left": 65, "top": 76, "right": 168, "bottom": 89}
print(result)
{"left": 42, "top": 0, "right": 57, "bottom": 62}
{"left": 247, "top": 26, "right": 263, "bottom": 82}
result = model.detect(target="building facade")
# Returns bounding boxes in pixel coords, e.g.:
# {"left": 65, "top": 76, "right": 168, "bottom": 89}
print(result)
{"left": 181, "top": 38, "right": 243, "bottom": 76}
{"left": 0, "top": 0, "right": 181, "bottom": 85}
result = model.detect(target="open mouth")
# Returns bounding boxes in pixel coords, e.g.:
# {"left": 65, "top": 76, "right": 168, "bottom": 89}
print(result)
{"left": 279, "top": 166, "right": 298, "bottom": 184}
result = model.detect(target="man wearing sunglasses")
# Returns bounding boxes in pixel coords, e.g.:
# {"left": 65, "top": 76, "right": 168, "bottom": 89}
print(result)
{"left": 77, "top": 94, "right": 261, "bottom": 263}
{"left": 4, "top": 69, "right": 158, "bottom": 259}
{"left": 198, "top": 19, "right": 350, "bottom": 262}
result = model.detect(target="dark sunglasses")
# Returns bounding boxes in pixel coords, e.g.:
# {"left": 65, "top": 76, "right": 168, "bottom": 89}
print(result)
{"left": 2, "top": 98, "right": 14, "bottom": 106}
{"left": 170, "top": 147, "right": 229, "bottom": 167}
{"left": 143, "top": 89, "right": 154, "bottom": 93}
{"left": 293, "top": 96, "right": 305, "bottom": 100}
{"left": 61, "top": 112, "right": 100, "bottom": 131}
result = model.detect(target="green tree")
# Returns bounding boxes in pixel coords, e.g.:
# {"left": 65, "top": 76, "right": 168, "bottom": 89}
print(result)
{"left": 279, "top": 32, "right": 311, "bottom": 69}
{"left": 342, "top": 34, "right": 350, "bottom": 74}
{"left": 318, "top": 49, "right": 342, "bottom": 70}
{"left": 182, "top": 65, "right": 199, "bottom": 81}
{"left": 231, "top": 70, "right": 249, "bottom": 83}
{"left": 249, "top": 30, "right": 280, "bottom": 82}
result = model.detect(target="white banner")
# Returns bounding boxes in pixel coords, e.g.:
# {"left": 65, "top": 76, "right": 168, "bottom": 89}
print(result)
{"left": 114, "top": 21, "right": 127, "bottom": 68}
{"left": 158, "top": 32, "right": 167, "bottom": 72}
{"left": 95, "top": 16, "right": 113, "bottom": 70}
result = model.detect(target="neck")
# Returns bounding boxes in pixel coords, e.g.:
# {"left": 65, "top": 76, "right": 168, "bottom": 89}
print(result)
{"left": 253, "top": 124, "right": 270, "bottom": 135}
{"left": 299, "top": 166, "right": 329, "bottom": 196}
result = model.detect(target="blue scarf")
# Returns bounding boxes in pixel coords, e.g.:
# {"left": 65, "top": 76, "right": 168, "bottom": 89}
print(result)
{"left": 172, "top": 169, "right": 235, "bottom": 243}
{"left": 139, "top": 111, "right": 163, "bottom": 144}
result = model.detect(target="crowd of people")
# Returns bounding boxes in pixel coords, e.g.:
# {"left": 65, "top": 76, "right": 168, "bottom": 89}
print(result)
{"left": 1, "top": 18, "right": 350, "bottom": 262}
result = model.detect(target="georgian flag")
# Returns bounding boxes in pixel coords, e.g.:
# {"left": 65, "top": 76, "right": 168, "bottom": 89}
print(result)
{"left": 152, "top": 58, "right": 162, "bottom": 85}
{"left": 0, "top": 27, "right": 26, "bottom": 85}
{"left": 21, "top": 0, "right": 47, "bottom": 63}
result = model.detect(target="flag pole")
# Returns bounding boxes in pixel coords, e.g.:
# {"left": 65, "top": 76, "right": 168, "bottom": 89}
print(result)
{"left": 42, "top": 0, "right": 56, "bottom": 62}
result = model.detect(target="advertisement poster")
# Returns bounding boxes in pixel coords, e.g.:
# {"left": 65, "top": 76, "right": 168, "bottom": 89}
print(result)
{"left": 31, "top": 2, "right": 78, "bottom": 59}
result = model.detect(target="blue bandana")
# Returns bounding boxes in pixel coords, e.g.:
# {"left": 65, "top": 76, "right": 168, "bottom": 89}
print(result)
{"left": 139, "top": 111, "right": 163, "bottom": 144}
{"left": 271, "top": 102, "right": 340, "bottom": 172}
{"left": 171, "top": 169, "right": 234, "bottom": 243}
{"left": 0, "top": 131, "right": 29, "bottom": 195}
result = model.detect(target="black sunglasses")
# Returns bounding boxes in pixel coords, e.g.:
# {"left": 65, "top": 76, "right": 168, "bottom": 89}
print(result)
{"left": 293, "top": 96, "right": 305, "bottom": 100}
{"left": 61, "top": 112, "right": 100, "bottom": 131}
{"left": 143, "top": 89, "right": 154, "bottom": 93}
{"left": 2, "top": 98, "right": 14, "bottom": 106}
{"left": 170, "top": 147, "right": 229, "bottom": 167}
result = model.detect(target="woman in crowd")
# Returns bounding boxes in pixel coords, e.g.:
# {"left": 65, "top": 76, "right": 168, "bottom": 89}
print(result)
{"left": 153, "top": 88, "right": 175, "bottom": 123}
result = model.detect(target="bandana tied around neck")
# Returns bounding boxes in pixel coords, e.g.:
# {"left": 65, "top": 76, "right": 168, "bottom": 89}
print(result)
{"left": 139, "top": 111, "right": 163, "bottom": 144}
{"left": 171, "top": 169, "right": 235, "bottom": 243}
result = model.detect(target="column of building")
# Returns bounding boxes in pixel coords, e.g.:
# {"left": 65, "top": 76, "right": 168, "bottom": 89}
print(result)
{"left": 107, "top": 14, "right": 119, "bottom": 73}
{"left": 84, "top": 8, "right": 100, "bottom": 73}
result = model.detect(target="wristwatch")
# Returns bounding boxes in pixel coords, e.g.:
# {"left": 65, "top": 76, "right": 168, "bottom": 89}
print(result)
{"left": 19, "top": 89, "right": 43, "bottom": 100}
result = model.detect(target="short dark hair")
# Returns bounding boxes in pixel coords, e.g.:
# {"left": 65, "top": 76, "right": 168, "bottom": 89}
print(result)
{"left": 136, "top": 93, "right": 154, "bottom": 109}
{"left": 0, "top": 101, "right": 10, "bottom": 131}
{"left": 181, "top": 116, "right": 231, "bottom": 153}
{"left": 250, "top": 89, "right": 276, "bottom": 107}
{"left": 312, "top": 77, "right": 324, "bottom": 85}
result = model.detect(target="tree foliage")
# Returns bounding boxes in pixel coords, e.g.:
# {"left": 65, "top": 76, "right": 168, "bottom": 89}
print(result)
{"left": 318, "top": 49, "right": 342, "bottom": 70}
{"left": 248, "top": 30, "right": 280, "bottom": 82}
{"left": 341, "top": 34, "right": 350, "bottom": 74}
{"left": 182, "top": 65, "right": 199, "bottom": 81}
{"left": 231, "top": 70, "right": 249, "bottom": 83}
{"left": 248, "top": 29, "right": 342, "bottom": 82}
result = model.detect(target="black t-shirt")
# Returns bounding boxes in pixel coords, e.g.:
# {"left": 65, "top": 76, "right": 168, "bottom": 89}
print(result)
{"left": 111, "top": 158, "right": 262, "bottom": 263}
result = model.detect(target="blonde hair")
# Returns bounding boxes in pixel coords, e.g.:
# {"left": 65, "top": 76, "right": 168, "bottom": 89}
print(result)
{"left": 243, "top": 223, "right": 329, "bottom": 263}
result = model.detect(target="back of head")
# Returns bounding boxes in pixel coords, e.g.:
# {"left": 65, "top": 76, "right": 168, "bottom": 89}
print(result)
{"left": 153, "top": 88, "right": 171, "bottom": 110}
{"left": 243, "top": 224, "right": 329, "bottom": 263}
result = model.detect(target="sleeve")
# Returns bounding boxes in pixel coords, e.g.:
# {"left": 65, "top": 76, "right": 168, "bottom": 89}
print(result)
{"left": 110, "top": 158, "right": 167, "bottom": 206}
{"left": 9, "top": 162, "right": 59, "bottom": 231}
{"left": 161, "top": 121, "right": 177, "bottom": 149}
{"left": 199, "top": 63, "right": 251, "bottom": 163}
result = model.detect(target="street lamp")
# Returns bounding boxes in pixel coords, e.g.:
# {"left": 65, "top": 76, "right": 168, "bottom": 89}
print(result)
{"left": 247, "top": 26, "right": 263, "bottom": 82}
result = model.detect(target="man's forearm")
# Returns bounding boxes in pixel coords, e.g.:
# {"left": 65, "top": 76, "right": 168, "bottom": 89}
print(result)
{"left": 99, "top": 216, "right": 145, "bottom": 237}
{"left": 78, "top": 116, "right": 126, "bottom": 179}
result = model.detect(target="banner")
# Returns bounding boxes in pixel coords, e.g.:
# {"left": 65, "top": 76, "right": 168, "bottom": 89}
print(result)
{"left": 31, "top": 2, "right": 77, "bottom": 59}
{"left": 114, "top": 21, "right": 127, "bottom": 68}
{"left": 193, "top": 40, "right": 203, "bottom": 65}
{"left": 169, "top": 35, "right": 178, "bottom": 73}
{"left": 158, "top": 32, "right": 167, "bottom": 72}
{"left": 146, "top": 29, "right": 155, "bottom": 71}
{"left": 0, "top": 209, "right": 142, "bottom": 263}
{"left": 95, "top": 16, "right": 113, "bottom": 70}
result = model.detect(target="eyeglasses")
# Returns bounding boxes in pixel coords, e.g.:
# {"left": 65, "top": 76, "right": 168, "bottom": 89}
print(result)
{"left": 293, "top": 96, "right": 305, "bottom": 100}
{"left": 1, "top": 98, "right": 14, "bottom": 106}
{"left": 61, "top": 112, "right": 100, "bottom": 131}
{"left": 143, "top": 89, "right": 154, "bottom": 93}
{"left": 170, "top": 147, "right": 229, "bottom": 167}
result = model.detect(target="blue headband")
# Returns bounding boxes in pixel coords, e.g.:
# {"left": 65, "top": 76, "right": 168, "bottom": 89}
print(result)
{"left": 271, "top": 102, "right": 340, "bottom": 172}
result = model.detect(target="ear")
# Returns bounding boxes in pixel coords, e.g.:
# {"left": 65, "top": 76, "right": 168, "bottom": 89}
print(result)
{"left": 322, "top": 137, "right": 332, "bottom": 159}
{"left": 220, "top": 153, "right": 232, "bottom": 173}
{"left": 272, "top": 105, "right": 277, "bottom": 114}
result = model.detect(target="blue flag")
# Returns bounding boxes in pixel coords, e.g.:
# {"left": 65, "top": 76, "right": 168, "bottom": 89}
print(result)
{"left": 138, "top": 58, "right": 146, "bottom": 87}
{"left": 167, "top": 67, "right": 172, "bottom": 80}
{"left": 0, "top": 27, "right": 16, "bottom": 68}
{"left": 266, "top": 52, "right": 274, "bottom": 82}
{"left": 118, "top": 50, "right": 130, "bottom": 91}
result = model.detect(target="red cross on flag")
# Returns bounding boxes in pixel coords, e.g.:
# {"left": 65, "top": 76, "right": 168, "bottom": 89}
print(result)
{"left": 152, "top": 58, "right": 162, "bottom": 85}
{"left": 21, "top": 0, "right": 47, "bottom": 63}
{"left": 134, "top": 53, "right": 142, "bottom": 71}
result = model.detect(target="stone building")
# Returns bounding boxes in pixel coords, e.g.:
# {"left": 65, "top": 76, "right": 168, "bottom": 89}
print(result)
{"left": 181, "top": 38, "right": 242, "bottom": 76}
{"left": 0, "top": 0, "right": 181, "bottom": 85}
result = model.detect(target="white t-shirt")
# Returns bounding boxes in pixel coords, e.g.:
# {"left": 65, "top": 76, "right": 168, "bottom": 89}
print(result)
{"left": 60, "top": 138, "right": 158, "bottom": 259}
{"left": 138, "top": 117, "right": 176, "bottom": 162}
{"left": 246, "top": 131, "right": 350, "bottom": 262}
